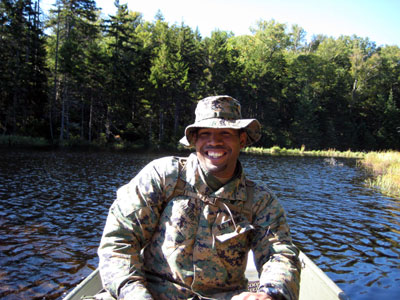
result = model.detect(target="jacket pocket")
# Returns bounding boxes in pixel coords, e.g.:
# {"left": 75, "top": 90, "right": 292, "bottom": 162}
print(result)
{"left": 212, "top": 215, "right": 254, "bottom": 243}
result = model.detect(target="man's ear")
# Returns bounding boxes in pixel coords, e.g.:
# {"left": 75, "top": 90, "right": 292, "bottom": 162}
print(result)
{"left": 192, "top": 130, "right": 198, "bottom": 144}
{"left": 239, "top": 131, "right": 247, "bottom": 149}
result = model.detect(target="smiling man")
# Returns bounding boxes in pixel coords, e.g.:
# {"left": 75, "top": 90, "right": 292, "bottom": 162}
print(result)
{"left": 98, "top": 95, "right": 301, "bottom": 300}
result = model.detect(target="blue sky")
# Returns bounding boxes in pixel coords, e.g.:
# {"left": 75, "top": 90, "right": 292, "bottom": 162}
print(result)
{"left": 41, "top": 0, "right": 400, "bottom": 46}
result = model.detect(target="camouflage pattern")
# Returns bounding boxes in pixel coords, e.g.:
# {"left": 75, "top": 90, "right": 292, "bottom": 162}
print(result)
{"left": 98, "top": 154, "right": 300, "bottom": 300}
{"left": 179, "top": 96, "right": 261, "bottom": 147}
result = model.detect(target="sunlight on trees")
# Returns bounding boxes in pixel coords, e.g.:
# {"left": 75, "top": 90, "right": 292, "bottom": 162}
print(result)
{"left": 1, "top": 1, "right": 399, "bottom": 151}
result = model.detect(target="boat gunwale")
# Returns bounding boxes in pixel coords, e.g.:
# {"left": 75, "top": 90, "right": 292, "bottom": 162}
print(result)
{"left": 63, "top": 251, "right": 348, "bottom": 300}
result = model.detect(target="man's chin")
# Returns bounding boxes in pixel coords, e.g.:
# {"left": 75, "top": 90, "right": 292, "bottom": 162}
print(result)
{"left": 205, "top": 163, "right": 227, "bottom": 174}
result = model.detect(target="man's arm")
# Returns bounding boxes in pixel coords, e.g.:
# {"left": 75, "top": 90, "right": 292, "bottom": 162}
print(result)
{"left": 251, "top": 190, "right": 301, "bottom": 300}
{"left": 98, "top": 158, "right": 177, "bottom": 299}
{"left": 98, "top": 200, "right": 155, "bottom": 299}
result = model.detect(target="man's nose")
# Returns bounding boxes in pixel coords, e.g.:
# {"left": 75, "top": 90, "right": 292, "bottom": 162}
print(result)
{"left": 208, "top": 133, "right": 223, "bottom": 144}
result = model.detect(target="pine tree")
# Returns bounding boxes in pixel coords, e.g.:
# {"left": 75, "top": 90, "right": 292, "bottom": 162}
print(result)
{"left": 0, "top": 0, "right": 48, "bottom": 136}
{"left": 46, "top": 0, "right": 100, "bottom": 141}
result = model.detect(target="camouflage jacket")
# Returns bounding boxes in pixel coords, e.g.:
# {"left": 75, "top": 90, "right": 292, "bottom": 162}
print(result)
{"left": 98, "top": 154, "right": 300, "bottom": 300}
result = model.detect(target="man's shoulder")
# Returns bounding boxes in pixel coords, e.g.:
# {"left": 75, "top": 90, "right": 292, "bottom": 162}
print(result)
{"left": 147, "top": 154, "right": 194, "bottom": 176}
{"left": 243, "top": 176, "right": 275, "bottom": 198}
{"left": 148, "top": 155, "right": 181, "bottom": 172}
{"left": 150, "top": 155, "right": 179, "bottom": 165}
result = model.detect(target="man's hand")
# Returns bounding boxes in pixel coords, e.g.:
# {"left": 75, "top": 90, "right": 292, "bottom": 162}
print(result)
{"left": 231, "top": 292, "right": 274, "bottom": 300}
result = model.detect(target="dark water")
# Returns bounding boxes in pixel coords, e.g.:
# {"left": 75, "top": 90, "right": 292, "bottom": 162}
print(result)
{"left": 0, "top": 150, "right": 399, "bottom": 299}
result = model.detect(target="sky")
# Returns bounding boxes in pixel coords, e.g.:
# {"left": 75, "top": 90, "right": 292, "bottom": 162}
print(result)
{"left": 40, "top": 0, "right": 400, "bottom": 47}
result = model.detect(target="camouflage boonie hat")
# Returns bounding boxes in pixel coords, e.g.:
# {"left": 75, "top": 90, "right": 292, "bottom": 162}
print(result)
{"left": 180, "top": 95, "right": 261, "bottom": 147}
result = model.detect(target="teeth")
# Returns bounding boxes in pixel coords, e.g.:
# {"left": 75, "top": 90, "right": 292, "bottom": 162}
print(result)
{"left": 208, "top": 151, "right": 224, "bottom": 158}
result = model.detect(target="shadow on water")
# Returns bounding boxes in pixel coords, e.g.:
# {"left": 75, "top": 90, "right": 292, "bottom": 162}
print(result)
{"left": 0, "top": 150, "right": 399, "bottom": 299}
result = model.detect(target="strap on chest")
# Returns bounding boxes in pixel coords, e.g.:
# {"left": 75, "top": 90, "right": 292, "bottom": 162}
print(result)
{"left": 167, "top": 157, "right": 254, "bottom": 223}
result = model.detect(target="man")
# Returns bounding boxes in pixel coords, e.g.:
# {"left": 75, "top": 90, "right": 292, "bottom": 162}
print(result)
{"left": 98, "top": 95, "right": 301, "bottom": 300}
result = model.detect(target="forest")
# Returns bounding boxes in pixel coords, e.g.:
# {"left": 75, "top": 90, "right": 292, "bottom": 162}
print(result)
{"left": 1, "top": 0, "right": 400, "bottom": 151}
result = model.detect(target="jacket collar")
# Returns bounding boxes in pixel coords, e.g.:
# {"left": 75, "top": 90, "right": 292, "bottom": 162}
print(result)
{"left": 183, "top": 153, "right": 247, "bottom": 202}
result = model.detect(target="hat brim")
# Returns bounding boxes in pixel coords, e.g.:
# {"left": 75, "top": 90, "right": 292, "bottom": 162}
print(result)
{"left": 179, "top": 118, "right": 261, "bottom": 147}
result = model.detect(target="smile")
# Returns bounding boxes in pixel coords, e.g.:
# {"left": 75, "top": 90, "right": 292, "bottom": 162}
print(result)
{"left": 206, "top": 150, "right": 226, "bottom": 159}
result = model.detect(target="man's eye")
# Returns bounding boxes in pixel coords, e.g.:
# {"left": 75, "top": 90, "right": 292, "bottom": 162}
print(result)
{"left": 199, "top": 132, "right": 210, "bottom": 137}
{"left": 221, "top": 132, "right": 233, "bottom": 136}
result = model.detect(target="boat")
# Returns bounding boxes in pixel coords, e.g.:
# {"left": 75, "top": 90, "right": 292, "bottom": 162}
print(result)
{"left": 63, "top": 251, "right": 348, "bottom": 300}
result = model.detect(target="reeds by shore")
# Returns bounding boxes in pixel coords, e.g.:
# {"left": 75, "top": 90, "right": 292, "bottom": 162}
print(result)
{"left": 243, "top": 145, "right": 366, "bottom": 158}
{"left": 359, "top": 151, "right": 400, "bottom": 198}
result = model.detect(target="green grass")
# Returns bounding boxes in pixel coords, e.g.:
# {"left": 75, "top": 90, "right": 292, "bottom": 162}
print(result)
{"left": 0, "top": 134, "right": 153, "bottom": 152}
{"left": 0, "top": 135, "right": 50, "bottom": 148}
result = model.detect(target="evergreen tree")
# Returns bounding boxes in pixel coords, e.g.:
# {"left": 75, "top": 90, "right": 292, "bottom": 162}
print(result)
{"left": 102, "top": 1, "right": 148, "bottom": 143}
{"left": 149, "top": 16, "right": 200, "bottom": 145}
{"left": 0, "top": 0, "right": 48, "bottom": 137}
{"left": 46, "top": 0, "right": 100, "bottom": 141}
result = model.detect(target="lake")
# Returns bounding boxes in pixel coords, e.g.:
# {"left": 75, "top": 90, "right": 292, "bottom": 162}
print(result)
{"left": 0, "top": 150, "right": 399, "bottom": 299}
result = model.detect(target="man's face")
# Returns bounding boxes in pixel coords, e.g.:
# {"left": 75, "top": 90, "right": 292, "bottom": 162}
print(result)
{"left": 195, "top": 128, "right": 247, "bottom": 179}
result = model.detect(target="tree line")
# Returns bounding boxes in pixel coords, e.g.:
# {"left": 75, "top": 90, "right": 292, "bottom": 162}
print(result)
{"left": 1, "top": 0, "right": 400, "bottom": 151}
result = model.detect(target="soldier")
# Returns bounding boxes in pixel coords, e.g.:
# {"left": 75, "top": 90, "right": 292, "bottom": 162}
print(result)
{"left": 98, "top": 95, "right": 301, "bottom": 300}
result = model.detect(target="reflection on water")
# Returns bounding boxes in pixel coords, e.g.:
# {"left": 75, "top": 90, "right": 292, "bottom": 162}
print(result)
{"left": 0, "top": 150, "right": 399, "bottom": 299}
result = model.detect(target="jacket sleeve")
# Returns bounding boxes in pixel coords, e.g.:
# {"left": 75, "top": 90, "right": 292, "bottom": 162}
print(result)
{"left": 251, "top": 188, "right": 301, "bottom": 300}
{"left": 97, "top": 158, "right": 177, "bottom": 300}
